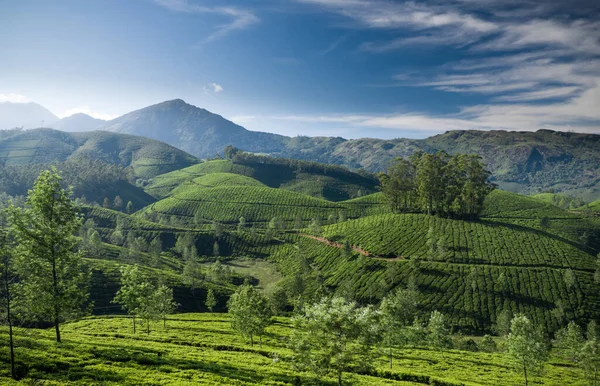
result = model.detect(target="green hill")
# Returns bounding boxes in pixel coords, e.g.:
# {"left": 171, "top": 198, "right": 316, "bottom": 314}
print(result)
{"left": 145, "top": 156, "right": 378, "bottom": 201}
{"left": 0, "top": 128, "right": 198, "bottom": 179}
{"left": 531, "top": 192, "right": 586, "bottom": 210}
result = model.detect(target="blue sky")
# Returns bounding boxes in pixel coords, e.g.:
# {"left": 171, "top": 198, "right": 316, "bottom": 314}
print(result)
{"left": 1, "top": 0, "right": 600, "bottom": 138}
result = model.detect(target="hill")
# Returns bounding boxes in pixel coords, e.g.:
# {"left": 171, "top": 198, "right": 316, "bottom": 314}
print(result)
{"left": 145, "top": 156, "right": 378, "bottom": 201}
{"left": 100, "top": 99, "right": 289, "bottom": 158}
{"left": 279, "top": 190, "right": 600, "bottom": 333}
{"left": 0, "top": 128, "right": 198, "bottom": 179}
{"left": 50, "top": 113, "right": 105, "bottom": 132}
{"left": 0, "top": 101, "right": 58, "bottom": 130}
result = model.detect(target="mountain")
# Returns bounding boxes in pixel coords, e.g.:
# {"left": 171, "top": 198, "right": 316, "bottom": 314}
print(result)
{"left": 95, "top": 99, "right": 600, "bottom": 201}
{"left": 50, "top": 113, "right": 105, "bottom": 132}
{"left": 0, "top": 101, "right": 58, "bottom": 129}
{"left": 100, "top": 99, "right": 289, "bottom": 158}
{"left": 0, "top": 128, "right": 198, "bottom": 178}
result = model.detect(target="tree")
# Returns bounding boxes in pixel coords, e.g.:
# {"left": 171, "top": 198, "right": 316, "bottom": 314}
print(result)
{"left": 291, "top": 296, "right": 379, "bottom": 386}
{"left": 212, "top": 221, "right": 223, "bottom": 239}
{"left": 294, "top": 215, "right": 303, "bottom": 230}
{"left": 539, "top": 216, "right": 550, "bottom": 230}
{"left": 85, "top": 228, "right": 103, "bottom": 258}
{"left": 213, "top": 240, "right": 220, "bottom": 257}
{"left": 153, "top": 284, "right": 178, "bottom": 329}
{"left": 102, "top": 197, "right": 111, "bottom": 209}
{"left": 194, "top": 210, "right": 203, "bottom": 228}
{"left": 182, "top": 255, "right": 203, "bottom": 295}
{"left": 205, "top": 288, "right": 217, "bottom": 311}
{"left": 10, "top": 168, "right": 90, "bottom": 343}
{"left": 237, "top": 216, "right": 246, "bottom": 232}
{"left": 309, "top": 217, "right": 322, "bottom": 235}
{"left": 113, "top": 195, "right": 123, "bottom": 210}
{"left": 427, "top": 310, "right": 452, "bottom": 358}
{"left": 126, "top": 201, "right": 134, "bottom": 214}
{"left": 554, "top": 321, "right": 584, "bottom": 363}
{"left": 228, "top": 284, "right": 272, "bottom": 347}
{"left": 343, "top": 239, "right": 353, "bottom": 258}
{"left": 380, "top": 287, "right": 419, "bottom": 368}
{"left": 149, "top": 237, "right": 162, "bottom": 267}
{"left": 494, "top": 309, "right": 513, "bottom": 336}
{"left": 564, "top": 268, "right": 576, "bottom": 290}
{"left": 580, "top": 338, "right": 600, "bottom": 386}
{"left": 112, "top": 265, "right": 152, "bottom": 334}
{"left": 0, "top": 229, "right": 17, "bottom": 379}
{"left": 175, "top": 232, "right": 194, "bottom": 254}
{"left": 506, "top": 314, "right": 549, "bottom": 385}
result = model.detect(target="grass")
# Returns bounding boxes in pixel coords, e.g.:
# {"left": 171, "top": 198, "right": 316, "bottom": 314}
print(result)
{"left": 0, "top": 313, "right": 587, "bottom": 386}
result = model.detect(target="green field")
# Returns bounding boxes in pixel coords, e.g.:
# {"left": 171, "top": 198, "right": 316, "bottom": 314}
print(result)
{"left": 0, "top": 314, "right": 587, "bottom": 386}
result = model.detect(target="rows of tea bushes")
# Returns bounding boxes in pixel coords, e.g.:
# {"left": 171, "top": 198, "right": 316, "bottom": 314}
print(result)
{"left": 319, "top": 213, "right": 595, "bottom": 270}
{"left": 272, "top": 237, "right": 599, "bottom": 333}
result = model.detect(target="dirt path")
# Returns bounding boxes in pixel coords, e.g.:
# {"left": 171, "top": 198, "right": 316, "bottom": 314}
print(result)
{"left": 300, "top": 234, "right": 404, "bottom": 261}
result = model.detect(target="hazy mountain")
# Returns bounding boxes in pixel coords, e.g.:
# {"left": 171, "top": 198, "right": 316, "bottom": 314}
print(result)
{"left": 0, "top": 102, "right": 58, "bottom": 130}
{"left": 100, "top": 99, "right": 289, "bottom": 158}
{"left": 0, "top": 128, "right": 198, "bottom": 178}
{"left": 51, "top": 113, "right": 105, "bottom": 132}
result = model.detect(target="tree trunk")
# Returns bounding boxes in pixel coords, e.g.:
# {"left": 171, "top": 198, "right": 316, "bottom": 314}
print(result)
{"left": 4, "top": 265, "right": 16, "bottom": 379}
{"left": 260, "top": 335, "right": 262, "bottom": 348}
{"left": 52, "top": 257, "right": 61, "bottom": 343}
{"left": 337, "top": 369, "right": 342, "bottom": 386}
{"left": 250, "top": 333, "right": 253, "bottom": 347}
{"left": 163, "top": 317, "right": 166, "bottom": 329}
{"left": 133, "top": 315, "right": 136, "bottom": 334}
{"left": 147, "top": 319, "right": 150, "bottom": 335}
{"left": 523, "top": 362, "right": 528, "bottom": 386}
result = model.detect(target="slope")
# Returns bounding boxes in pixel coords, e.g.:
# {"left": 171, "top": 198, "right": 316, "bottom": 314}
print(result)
{"left": 0, "top": 101, "right": 58, "bottom": 130}
{"left": 0, "top": 128, "right": 198, "bottom": 178}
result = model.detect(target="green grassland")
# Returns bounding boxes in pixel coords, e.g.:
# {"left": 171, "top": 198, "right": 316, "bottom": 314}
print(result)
{"left": 0, "top": 314, "right": 587, "bottom": 386}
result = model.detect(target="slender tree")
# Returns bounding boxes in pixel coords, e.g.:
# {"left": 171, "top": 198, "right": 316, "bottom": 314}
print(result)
{"left": 507, "top": 314, "right": 549, "bottom": 385}
{"left": 182, "top": 255, "right": 203, "bottom": 295}
{"left": 10, "top": 168, "right": 90, "bottom": 343}
{"left": 380, "top": 287, "right": 419, "bottom": 368}
{"left": 153, "top": 284, "right": 178, "bottom": 329}
{"left": 205, "top": 288, "right": 217, "bottom": 311}
{"left": 227, "top": 284, "right": 272, "bottom": 347}
{"left": 427, "top": 310, "right": 452, "bottom": 358}
{"left": 0, "top": 229, "right": 17, "bottom": 379}
{"left": 112, "top": 265, "right": 152, "bottom": 334}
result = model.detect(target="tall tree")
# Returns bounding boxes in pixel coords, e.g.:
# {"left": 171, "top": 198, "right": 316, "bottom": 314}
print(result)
{"left": 507, "top": 314, "right": 549, "bottom": 385}
{"left": 380, "top": 286, "right": 419, "bottom": 368}
{"left": 290, "top": 296, "right": 379, "bottom": 386}
{"left": 205, "top": 288, "right": 217, "bottom": 311}
{"left": 182, "top": 255, "right": 203, "bottom": 295}
{"left": 427, "top": 310, "right": 452, "bottom": 358}
{"left": 580, "top": 338, "right": 600, "bottom": 386}
{"left": 0, "top": 228, "right": 17, "bottom": 379}
{"left": 112, "top": 265, "right": 152, "bottom": 334}
{"left": 153, "top": 284, "right": 178, "bottom": 329}
{"left": 227, "top": 284, "right": 272, "bottom": 347}
{"left": 10, "top": 168, "right": 90, "bottom": 343}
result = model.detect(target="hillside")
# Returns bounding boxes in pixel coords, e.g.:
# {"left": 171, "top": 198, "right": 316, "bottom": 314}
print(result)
{"left": 0, "top": 128, "right": 198, "bottom": 178}
{"left": 282, "top": 190, "right": 600, "bottom": 333}
{"left": 145, "top": 157, "right": 378, "bottom": 201}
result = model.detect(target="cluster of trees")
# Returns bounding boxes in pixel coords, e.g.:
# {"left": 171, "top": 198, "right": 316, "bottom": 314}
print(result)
{"left": 379, "top": 151, "right": 495, "bottom": 218}
{"left": 112, "top": 265, "right": 178, "bottom": 334}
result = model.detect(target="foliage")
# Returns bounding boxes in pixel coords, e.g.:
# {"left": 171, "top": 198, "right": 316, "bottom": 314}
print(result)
{"left": 290, "top": 296, "right": 379, "bottom": 386}
{"left": 507, "top": 314, "right": 549, "bottom": 385}
{"left": 227, "top": 284, "right": 272, "bottom": 347}
{"left": 9, "top": 168, "right": 90, "bottom": 342}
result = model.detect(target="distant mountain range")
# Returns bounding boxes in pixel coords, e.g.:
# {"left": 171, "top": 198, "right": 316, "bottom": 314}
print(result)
{"left": 0, "top": 102, "right": 58, "bottom": 129}
{"left": 2, "top": 99, "right": 599, "bottom": 200}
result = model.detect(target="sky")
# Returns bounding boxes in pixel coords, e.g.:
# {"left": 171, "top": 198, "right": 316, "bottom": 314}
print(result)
{"left": 1, "top": 0, "right": 600, "bottom": 139}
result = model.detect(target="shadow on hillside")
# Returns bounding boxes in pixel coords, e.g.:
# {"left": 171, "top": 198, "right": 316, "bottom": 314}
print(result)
{"left": 479, "top": 219, "right": 597, "bottom": 258}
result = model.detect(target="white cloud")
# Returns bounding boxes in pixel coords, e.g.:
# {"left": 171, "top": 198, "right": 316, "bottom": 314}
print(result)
{"left": 153, "top": 0, "right": 259, "bottom": 43}
{"left": 58, "top": 106, "right": 116, "bottom": 121}
{"left": 210, "top": 83, "right": 224, "bottom": 93}
{"left": 0, "top": 93, "right": 32, "bottom": 103}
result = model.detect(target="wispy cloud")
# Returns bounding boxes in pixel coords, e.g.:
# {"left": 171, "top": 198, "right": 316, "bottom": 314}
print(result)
{"left": 202, "top": 82, "right": 224, "bottom": 97}
{"left": 0, "top": 93, "right": 32, "bottom": 103}
{"left": 153, "top": 0, "right": 259, "bottom": 43}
